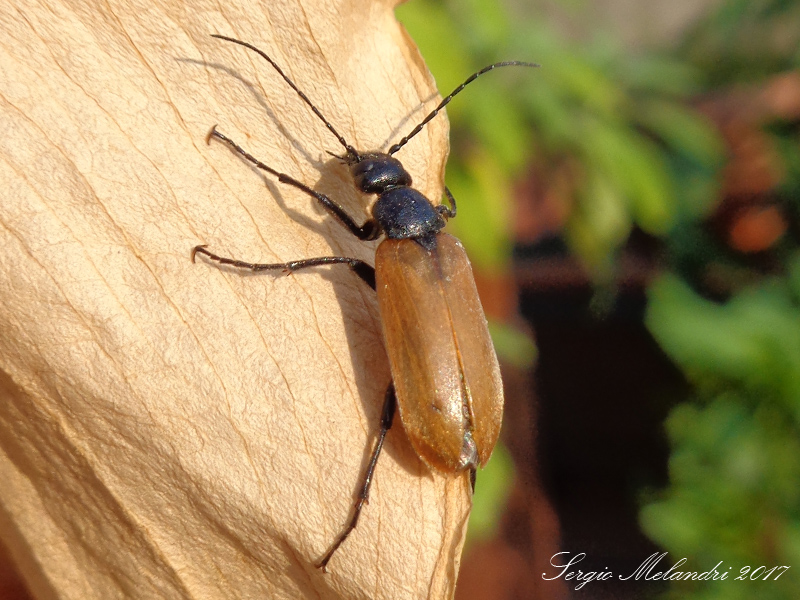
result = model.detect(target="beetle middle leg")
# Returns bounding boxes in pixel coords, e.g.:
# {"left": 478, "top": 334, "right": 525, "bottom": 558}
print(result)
{"left": 191, "top": 245, "right": 376, "bottom": 290}
{"left": 317, "top": 383, "right": 397, "bottom": 572}
{"left": 437, "top": 186, "right": 457, "bottom": 219}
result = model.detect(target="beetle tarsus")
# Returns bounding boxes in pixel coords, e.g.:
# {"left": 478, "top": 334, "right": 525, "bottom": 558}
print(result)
{"left": 205, "top": 124, "right": 219, "bottom": 145}
{"left": 190, "top": 244, "right": 208, "bottom": 263}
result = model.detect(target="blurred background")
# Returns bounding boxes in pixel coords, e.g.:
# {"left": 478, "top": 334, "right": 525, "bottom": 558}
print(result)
{"left": 394, "top": 0, "right": 800, "bottom": 598}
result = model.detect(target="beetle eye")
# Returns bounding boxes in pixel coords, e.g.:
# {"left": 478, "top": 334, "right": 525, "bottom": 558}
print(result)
{"left": 352, "top": 160, "right": 375, "bottom": 177}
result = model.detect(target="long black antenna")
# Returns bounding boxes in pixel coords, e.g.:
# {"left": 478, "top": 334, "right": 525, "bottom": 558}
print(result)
{"left": 211, "top": 34, "right": 359, "bottom": 159}
{"left": 387, "top": 61, "right": 539, "bottom": 156}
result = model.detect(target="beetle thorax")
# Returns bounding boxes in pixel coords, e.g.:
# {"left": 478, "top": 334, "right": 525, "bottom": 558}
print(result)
{"left": 350, "top": 152, "right": 446, "bottom": 241}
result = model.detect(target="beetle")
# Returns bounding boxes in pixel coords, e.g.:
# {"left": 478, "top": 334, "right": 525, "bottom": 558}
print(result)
{"left": 193, "top": 34, "right": 536, "bottom": 570}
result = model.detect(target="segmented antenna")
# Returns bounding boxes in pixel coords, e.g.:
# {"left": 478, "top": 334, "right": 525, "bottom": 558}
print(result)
{"left": 387, "top": 61, "right": 539, "bottom": 156}
{"left": 211, "top": 34, "right": 359, "bottom": 159}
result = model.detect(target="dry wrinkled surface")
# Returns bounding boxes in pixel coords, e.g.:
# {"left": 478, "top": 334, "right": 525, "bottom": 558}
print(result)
{"left": 0, "top": 1, "right": 472, "bottom": 598}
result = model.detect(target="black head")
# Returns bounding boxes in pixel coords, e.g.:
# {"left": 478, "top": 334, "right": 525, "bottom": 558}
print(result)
{"left": 349, "top": 153, "right": 412, "bottom": 195}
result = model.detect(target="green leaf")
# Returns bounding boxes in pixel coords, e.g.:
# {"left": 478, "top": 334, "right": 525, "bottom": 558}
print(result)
{"left": 581, "top": 117, "right": 676, "bottom": 234}
{"left": 467, "top": 442, "right": 514, "bottom": 543}
{"left": 489, "top": 320, "right": 537, "bottom": 369}
{"left": 445, "top": 146, "right": 514, "bottom": 271}
{"left": 567, "top": 169, "right": 631, "bottom": 271}
{"left": 395, "top": 0, "right": 471, "bottom": 94}
{"left": 646, "top": 275, "right": 800, "bottom": 405}
{"left": 461, "top": 84, "right": 532, "bottom": 172}
{"left": 638, "top": 99, "right": 725, "bottom": 170}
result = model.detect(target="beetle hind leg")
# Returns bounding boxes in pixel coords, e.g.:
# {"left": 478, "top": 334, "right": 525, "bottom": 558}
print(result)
{"left": 316, "top": 383, "right": 396, "bottom": 572}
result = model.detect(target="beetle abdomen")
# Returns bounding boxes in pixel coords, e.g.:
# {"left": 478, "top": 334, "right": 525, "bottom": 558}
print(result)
{"left": 374, "top": 234, "right": 504, "bottom": 472}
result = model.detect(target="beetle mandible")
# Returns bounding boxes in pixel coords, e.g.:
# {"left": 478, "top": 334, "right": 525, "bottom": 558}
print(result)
{"left": 192, "top": 34, "right": 537, "bottom": 571}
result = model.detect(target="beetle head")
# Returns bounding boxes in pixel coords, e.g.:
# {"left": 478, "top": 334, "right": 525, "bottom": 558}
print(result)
{"left": 349, "top": 153, "right": 413, "bottom": 195}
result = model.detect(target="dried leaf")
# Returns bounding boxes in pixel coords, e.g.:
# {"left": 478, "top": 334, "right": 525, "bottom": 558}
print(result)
{"left": 0, "top": 1, "right": 471, "bottom": 598}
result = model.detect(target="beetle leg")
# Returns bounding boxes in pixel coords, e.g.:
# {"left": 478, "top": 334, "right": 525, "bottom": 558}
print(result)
{"left": 469, "top": 467, "right": 476, "bottom": 493}
{"left": 436, "top": 186, "right": 457, "bottom": 220}
{"left": 316, "top": 383, "right": 396, "bottom": 571}
{"left": 207, "top": 126, "right": 381, "bottom": 240}
{"left": 192, "top": 245, "right": 376, "bottom": 290}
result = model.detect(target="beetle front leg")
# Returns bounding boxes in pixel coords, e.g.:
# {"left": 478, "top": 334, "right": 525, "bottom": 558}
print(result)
{"left": 207, "top": 126, "right": 381, "bottom": 241}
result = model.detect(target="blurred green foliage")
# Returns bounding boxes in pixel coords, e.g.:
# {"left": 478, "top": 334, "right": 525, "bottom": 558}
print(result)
{"left": 643, "top": 271, "right": 800, "bottom": 599}
{"left": 397, "top": 0, "right": 800, "bottom": 597}
{"left": 642, "top": 2, "right": 800, "bottom": 598}
{"left": 467, "top": 441, "right": 515, "bottom": 544}
{"left": 397, "top": 0, "right": 724, "bottom": 277}
{"left": 678, "top": 0, "right": 800, "bottom": 86}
